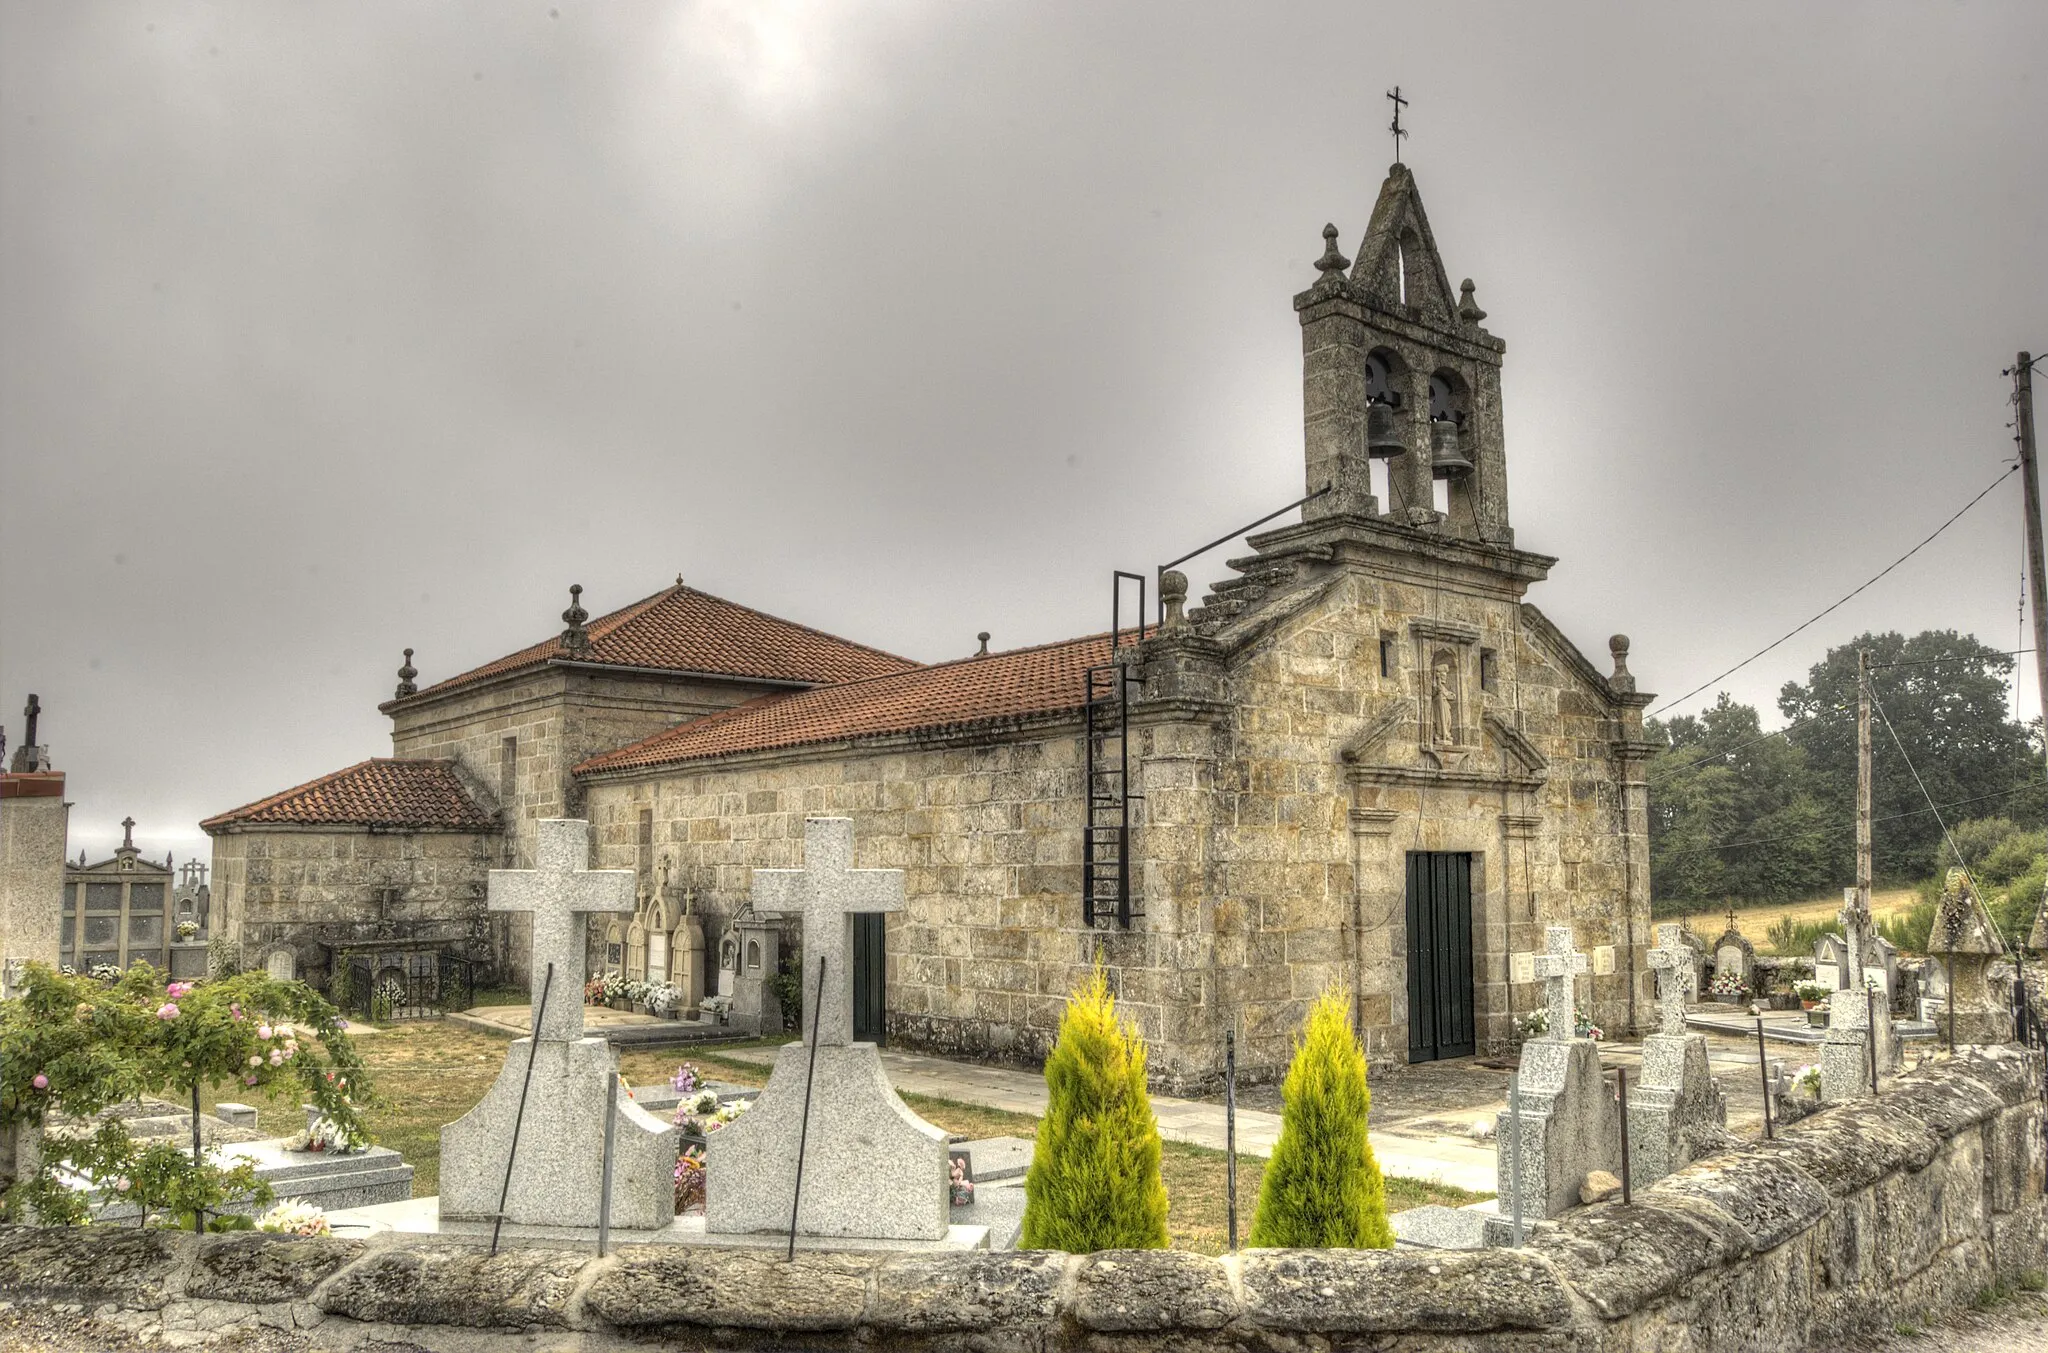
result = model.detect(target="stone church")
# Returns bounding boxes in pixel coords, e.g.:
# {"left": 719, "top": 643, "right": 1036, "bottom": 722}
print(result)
{"left": 204, "top": 163, "right": 1653, "bottom": 1089}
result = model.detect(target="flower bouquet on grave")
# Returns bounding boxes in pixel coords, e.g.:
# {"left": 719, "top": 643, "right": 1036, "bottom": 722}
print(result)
{"left": 1574, "top": 1006, "right": 1604, "bottom": 1041}
{"left": 670, "top": 1063, "right": 700, "bottom": 1096}
{"left": 673, "top": 1145, "right": 706, "bottom": 1213}
{"left": 674, "top": 1092, "right": 750, "bottom": 1147}
{"left": 256, "top": 1198, "right": 331, "bottom": 1236}
{"left": 1708, "top": 970, "right": 1748, "bottom": 1002}
{"left": 600, "top": 972, "right": 630, "bottom": 1008}
{"left": 1514, "top": 1005, "right": 1602, "bottom": 1041}
{"left": 176, "top": 920, "right": 200, "bottom": 941}
{"left": 584, "top": 977, "right": 607, "bottom": 1006}
{"left": 1794, "top": 982, "right": 1829, "bottom": 1011}
{"left": 645, "top": 981, "right": 681, "bottom": 1019}
{"left": 700, "top": 994, "right": 733, "bottom": 1025}
{"left": 1792, "top": 1063, "right": 1822, "bottom": 1098}
{"left": 287, "top": 1114, "right": 368, "bottom": 1156}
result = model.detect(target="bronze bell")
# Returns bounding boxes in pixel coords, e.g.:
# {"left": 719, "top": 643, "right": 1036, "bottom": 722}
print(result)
{"left": 1367, "top": 398, "right": 1406, "bottom": 459}
{"left": 1431, "top": 419, "right": 1473, "bottom": 478}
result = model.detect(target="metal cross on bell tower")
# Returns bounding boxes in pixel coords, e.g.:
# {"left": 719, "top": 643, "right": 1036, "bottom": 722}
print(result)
{"left": 1387, "top": 86, "right": 1409, "bottom": 164}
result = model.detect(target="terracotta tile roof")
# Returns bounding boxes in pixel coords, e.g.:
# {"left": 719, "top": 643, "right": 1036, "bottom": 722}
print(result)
{"left": 576, "top": 630, "right": 1138, "bottom": 774}
{"left": 389, "top": 583, "right": 917, "bottom": 707}
{"left": 201, "top": 759, "right": 499, "bottom": 832}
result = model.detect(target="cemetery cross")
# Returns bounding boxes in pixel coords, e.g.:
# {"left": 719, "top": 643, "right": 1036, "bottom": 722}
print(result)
{"left": 1532, "top": 924, "right": 1590, "bottom": 1041}
{"left": 750, "top": 817, "right": 905, "bottom": 1047}
{"left": 487, "top": 819, "right": 637, "bottom": 1044}
{"left": 1646, "top": 923, "right": 1696, "bottom": 1037}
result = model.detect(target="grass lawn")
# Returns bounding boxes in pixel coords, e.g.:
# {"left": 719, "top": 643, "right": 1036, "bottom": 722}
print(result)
{"left": 211, "top": 1021, "right": 1484, "bottom": 1250}
{"left": 1660, "top": 888, "right": 1918, "bottom": 954}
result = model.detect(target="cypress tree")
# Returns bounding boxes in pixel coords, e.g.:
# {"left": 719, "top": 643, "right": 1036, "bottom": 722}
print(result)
{"left": 1019, "top": 967, "right": 1169, "bottom": 1251}
{"left": 1248, "top": 988, "right": 1393, "bottom": 1249}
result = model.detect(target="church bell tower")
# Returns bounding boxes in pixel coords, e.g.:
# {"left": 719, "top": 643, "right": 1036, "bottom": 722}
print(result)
{"left": 1295, "top": 164, "right": 1511, "bottom": 548}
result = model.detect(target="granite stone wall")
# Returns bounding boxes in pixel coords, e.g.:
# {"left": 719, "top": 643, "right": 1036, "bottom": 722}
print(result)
{"left": 388, "top": 667, "right": 783, "bottom": 983}
{"left": 0, "top": 1052, "right": 2037, "bottom": 1353}
{"left": 0, "top": 779, "right": 67, "bottom": 970}
{"left": 208, "top": 827, "right": 496, "bottom": 984}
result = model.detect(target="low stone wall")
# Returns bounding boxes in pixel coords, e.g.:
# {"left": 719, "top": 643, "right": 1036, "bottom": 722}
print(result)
{"left": 0, "top": 1052, "right": 2040, "bottom": 1353}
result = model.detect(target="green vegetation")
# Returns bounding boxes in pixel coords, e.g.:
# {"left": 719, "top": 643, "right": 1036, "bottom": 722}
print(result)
{"left": 1651, "top": 630, "right": 2044, "bottom": 913}
{"left": 1020, "top": 968, "right": 1169, "bottom": 1252}
{"left": 0, "top": 963, "right": 371, "bottom": 1227}
{"left": 1248, "top": 990, "right": 1392, "bottom": 1249}
{"left": 1878, "top": 816, "right": 2046, "bottom": 954}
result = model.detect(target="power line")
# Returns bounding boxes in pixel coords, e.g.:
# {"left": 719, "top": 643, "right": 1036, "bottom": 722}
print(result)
{"left": 1868, "top": 647, "right": 2036, "bottom": 671}
{"left": 1646, "top": 465, "right": 2020, "bottom": 717}
{"left": 1652, "top": 783, "right": 2034, "bottom": 859}
{"left": 1644, "top": 704, "right": 1851, "bottom": 786}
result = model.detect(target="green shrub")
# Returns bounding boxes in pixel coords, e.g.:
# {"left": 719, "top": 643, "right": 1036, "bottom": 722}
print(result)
{"left": 1020, "top": 967, "right": 1168, "bottom": 1252}
{"left": 1248, "top": 989, "right": 1392, "bottom": 1249}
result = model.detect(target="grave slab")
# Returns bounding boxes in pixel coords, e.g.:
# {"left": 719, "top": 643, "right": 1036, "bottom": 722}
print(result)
{"left": 1495, "top": 926, "right": 1620, "bottom": 1219}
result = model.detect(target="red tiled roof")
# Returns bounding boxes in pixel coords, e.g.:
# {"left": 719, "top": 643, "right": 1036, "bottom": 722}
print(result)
{"left": 201, "top": 759, "right": 499, "bottom": 832}
{"left": 389, "top": 583, "right": 917, "bottom": 707}
{"left": 576, "top": 631, "right": 1135, "bottom": 774}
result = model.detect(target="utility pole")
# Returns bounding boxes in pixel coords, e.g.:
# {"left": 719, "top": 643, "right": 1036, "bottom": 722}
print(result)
{"left": 1856, "top": 648, "right": 1873, "bottom": 926}
{"left": 2017, "top": 353, "right": 2048, "bottom": 779}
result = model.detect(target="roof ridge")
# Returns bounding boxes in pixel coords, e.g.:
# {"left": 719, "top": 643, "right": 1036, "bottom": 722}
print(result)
{"left": 658, "top": 583, "right": 918, "bottom": 668}
{"left": 201, "top": 757, "right": 383, "bottom": 829}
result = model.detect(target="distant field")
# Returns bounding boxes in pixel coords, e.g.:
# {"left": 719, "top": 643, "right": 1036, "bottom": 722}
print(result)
{"left": 1658, "top": 888, "right": 1918, "bottom": 952}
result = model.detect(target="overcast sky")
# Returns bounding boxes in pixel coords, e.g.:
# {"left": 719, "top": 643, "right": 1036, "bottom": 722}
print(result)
{"left": 3, "top": 2, "right": 2044, "bottom": 866}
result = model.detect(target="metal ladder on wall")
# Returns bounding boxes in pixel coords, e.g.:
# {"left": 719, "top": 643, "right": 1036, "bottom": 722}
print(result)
{"left": 1083, "top": 572, "right": 1147, "bottom": 929}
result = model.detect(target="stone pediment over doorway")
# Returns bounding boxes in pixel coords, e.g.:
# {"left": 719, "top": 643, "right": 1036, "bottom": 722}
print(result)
{"left": 1340, "top": 700, "right": 1547, "bottom": 792}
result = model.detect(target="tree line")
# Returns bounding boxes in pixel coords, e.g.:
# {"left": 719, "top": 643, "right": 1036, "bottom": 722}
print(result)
{"left": 1647, "top": 630, "right": 2045, "bottom": 913}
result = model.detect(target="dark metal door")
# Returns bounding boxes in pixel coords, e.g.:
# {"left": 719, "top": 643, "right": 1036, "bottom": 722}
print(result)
{"left": 1406, "top": 852, "right": 1475, "bottom": 1062}
{"left": 852, "top": 913, "right": 887, "bottom": 1045}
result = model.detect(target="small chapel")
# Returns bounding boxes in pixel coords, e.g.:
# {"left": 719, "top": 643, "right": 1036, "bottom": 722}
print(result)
{"left": 203, "top": 162, "right": 1654, "bottom": 1089}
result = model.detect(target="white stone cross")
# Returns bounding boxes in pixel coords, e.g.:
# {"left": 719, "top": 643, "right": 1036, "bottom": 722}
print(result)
{"left": 750, "top": 817, "right": 905, "bottom": 1047}
{"left": 487, "top": 819, "right": 637, "bottom": 1043}
{"left": 1646, "top": 923, "right": 1695, "bottom": 1037}
{"left": 1533, "top": 924, "right": 1590, "bottom": 1041}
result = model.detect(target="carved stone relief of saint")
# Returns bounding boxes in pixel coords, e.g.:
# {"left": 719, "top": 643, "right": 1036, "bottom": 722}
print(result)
{"left": 1431, "top": 660, "right": 1457, "bottom": 746}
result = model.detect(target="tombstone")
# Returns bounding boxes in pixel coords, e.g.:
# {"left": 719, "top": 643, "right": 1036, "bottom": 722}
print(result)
{"left": 1630, "top": 924, "right": 1727, "bottom": 1191}
{"left": 1822, "top": 889, "right": 1903, "bottom": 1101}
{"left": 440, "top": 819, "right": 677, "bottom": 1231}
{"left": 707, "top": 818, "right": 950, "bottom": 1242}
{"left": 625, "top": 915, "right": 647, "bottom": 985}
{"left": 602, "top": 919, "right": 625, "bottom": 979}
{"left": 1920, "top": 956, "right": 1950, "bottom": 1022}
{"left": 715, "top": 924, "right": 740, "bottom": 999}
{"left": 730, "top": 914, "right": 783, "bottom": 1033}
{"left": 265, "top": 949, "right": 296, "bottom": 982}
{"left": 1929, "top": 868, "right": 2012, "bottom": 1044}
{"left": 1814, "top": 933, "right": 1849, "bottom": 992}
{"left": 671, "top": 889, "right": 706, "bottom": 1012}
{"left": 1710, "top": 917, "right": 1755, "bottom": 997}
{"left": 1494, "top": 925, "right": 1620, "bottom": 1219}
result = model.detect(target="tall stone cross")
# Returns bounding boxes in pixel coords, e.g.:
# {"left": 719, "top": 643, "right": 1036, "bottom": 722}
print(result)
{"left": 22, "top": 693, "right": 39, "bottom": 747}
{"left": 750, "top": 817, "right": 904, "bottom": 1047}
{"left": 1838, "top": 886, "right": 1874, "bottom": 988}
{"left": 1533, "top": 924, "right": 1590, "bottom": 1041}
{"left": 1646, "top": 923, "right": 1695, "bottom": 1037}
{"left": 487, "top": 819, "right": 636, "bottom": 1043}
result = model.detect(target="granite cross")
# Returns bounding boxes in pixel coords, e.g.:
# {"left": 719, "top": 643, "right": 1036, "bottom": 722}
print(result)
{"left": 1533, "top": 925, "right": 1590, "bottom": 1041}
{"left": 21, "top": 694, "right": 39, "bottom": 748}
{"left": 487, "top": 819, "right": 636, "bottom": 1043}
{"left": 750, "top": 817, "right": 905, "bottom": 1047}
{"left": 1646, "top": 923, "right": 1695, "bottom": 1037}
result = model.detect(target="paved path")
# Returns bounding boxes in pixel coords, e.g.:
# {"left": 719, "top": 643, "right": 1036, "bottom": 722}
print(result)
{"left": 710, "top": 1044, "right": 1501, "bottom": 1193}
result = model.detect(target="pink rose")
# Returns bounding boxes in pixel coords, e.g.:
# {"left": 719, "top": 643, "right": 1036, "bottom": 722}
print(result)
{"left": 31, "top": 1074, "right": 48, "bottom": 1090}
{"left": 156, "top": 1002, "right": 180, "bottom": 1020}
{"left": 114, "top": 1177, "right": 131, "bottom": 1193}
{"left": 248, "top": 1055, "right": 263, "bottom": 1068}
{"left": 257, "top": 1025, "right": 274, "bottom": 1040}
{"left": 268, "top": 1049, "right": 285, "bottom": 1066}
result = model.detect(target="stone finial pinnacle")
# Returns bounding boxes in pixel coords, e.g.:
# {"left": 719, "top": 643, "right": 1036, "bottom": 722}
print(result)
{"left": 1608, "top": 635, "right": 1636, "bottom": 693}
{"left": 394, "top": 647, "right": 419, "bottom": 699}
{"left": 561, "top": 584, "right": 590, "bottom": 653}
{"left": 976, "top": 632, "right": 990, "bottom": 657}
{"left": 1314, "top": 223, "right": 1351, "bottom": 280}
{"left": 1160, "top": 570, "right": 1190, "bottom": 631}
{"left": 1458, "top": 278, "right": 1487, "bottom": 323}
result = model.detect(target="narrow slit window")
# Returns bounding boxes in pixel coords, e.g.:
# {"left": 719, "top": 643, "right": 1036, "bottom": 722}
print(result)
{"left": 1379, "top": 635, "right": 1397, "bottom": 680}
{"left": 1480, "top": 649, "right": 1497, "bottom": 692}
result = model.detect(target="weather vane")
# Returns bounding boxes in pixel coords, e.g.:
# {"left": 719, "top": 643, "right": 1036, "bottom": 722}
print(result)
{"left": 1387, "top": 86, "right": 1409, "bottom": 164}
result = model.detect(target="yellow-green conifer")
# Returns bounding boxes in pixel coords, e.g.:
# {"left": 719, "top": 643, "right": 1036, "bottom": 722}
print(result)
{"left": 1019, "top": 967, "right": 1169, "bottom": 1251}
{"left": 1248, "top": 988, "right": 1392, "bottom": 1248}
